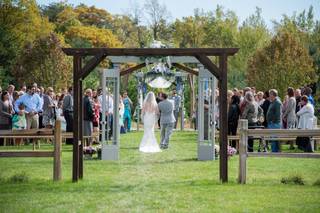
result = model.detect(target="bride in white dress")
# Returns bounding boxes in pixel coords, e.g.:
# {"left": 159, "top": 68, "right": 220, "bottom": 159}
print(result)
{"left": 139, "top": 92, "right": 161, "bottom": 153}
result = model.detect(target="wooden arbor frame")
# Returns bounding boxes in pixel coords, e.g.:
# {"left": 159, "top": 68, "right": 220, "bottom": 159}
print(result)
{"left": 62, "top": 48, "right": 239, "bottom": 183}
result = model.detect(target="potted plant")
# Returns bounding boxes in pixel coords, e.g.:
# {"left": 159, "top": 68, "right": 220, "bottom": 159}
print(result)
{"left": 83, "top": 146, "right": 96, "bottom": 160}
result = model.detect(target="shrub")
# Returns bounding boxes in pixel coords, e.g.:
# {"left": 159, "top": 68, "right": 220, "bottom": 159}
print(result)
{"left": 281, "top": 175, "right": 305, "bottom": 185}
{"left": 8, "top": 172, "right": 29, "bottom": 183}
{"left": 313, "top": 179, "right": 320, "bottom": 186}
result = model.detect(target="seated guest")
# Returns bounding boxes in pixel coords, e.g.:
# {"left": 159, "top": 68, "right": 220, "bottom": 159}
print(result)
{"left": 296, "top": 95, "right": 315, "bottom": 152}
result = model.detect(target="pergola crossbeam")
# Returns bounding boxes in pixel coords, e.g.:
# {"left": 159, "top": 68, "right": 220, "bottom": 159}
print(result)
{"left": 80, "top": 51, "right": 107, "bottom": 79}
{"left": 195, "top": 54, "right": 220, "bottom": 79}
{"left": 172, "top": 63, "right": 198, "bottom": 76}
{"left": 120, "top": 63, "right": 146, "bottom": 76}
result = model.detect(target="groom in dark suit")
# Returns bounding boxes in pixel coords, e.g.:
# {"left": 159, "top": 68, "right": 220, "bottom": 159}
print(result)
{"left": 158, "top": 93, "right": 176, "bottom": 149}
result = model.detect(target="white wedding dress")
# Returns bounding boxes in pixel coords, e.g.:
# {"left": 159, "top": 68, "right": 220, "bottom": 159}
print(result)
{"left": 139, "top": 112, "right": 161, "bottom": 153}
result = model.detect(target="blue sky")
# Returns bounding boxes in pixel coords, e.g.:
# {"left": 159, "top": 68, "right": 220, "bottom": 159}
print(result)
{"left": 37, "top": 0, "right": 320, "bottom": 29}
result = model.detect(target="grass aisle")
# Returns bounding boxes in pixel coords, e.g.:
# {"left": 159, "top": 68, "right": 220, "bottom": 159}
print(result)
{"left": 0, "top": 131, "right": 319, "bottom": 212}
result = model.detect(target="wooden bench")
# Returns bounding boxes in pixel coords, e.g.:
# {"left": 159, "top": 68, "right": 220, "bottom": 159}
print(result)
{"left": 237, "top": 119, "right": 320, "bottom": 184}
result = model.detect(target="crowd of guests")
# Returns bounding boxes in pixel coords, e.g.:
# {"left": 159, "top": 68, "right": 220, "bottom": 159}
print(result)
{"left": 0, "top": 83, "right": 318, "bottom": 152}
{"left": 0, "top": 83, "right": 134, "bottom": 146}
{"left": 227, "top": 86, "right": 317, "bottom": 153}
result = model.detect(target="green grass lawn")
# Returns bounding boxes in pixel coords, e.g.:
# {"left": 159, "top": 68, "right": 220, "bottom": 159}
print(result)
{"left": 0, "top": 131, "right": 319, "bottom": 212}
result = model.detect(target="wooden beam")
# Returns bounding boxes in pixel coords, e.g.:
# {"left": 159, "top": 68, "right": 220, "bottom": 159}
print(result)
{"left": 172, "top": 63, "right": 198, "bottom": 76}
{"left": 219, "top": 54, "right": 228, "bottom": 183}
{"left": 62, "top": 48, "right": 239, "bottom": 57}
{"left": 247, "top": 129, "right": 320, "bottom": 137}
{"left": 73, "top": 56, "right": 81, "bottom": 182}
{"left": 248, "top": 153, "right": 320, "bottom": 158}
{"left": 195, "top": 55, "right": 220, "bottom": 79}
{"left": 53, "top": 120, "right": 62, "bottom": 181}
{"left": 0, "top": 151, "right": 53, "bottom": 157}
{"left": 0, "top": 129, "right": 53, "bottom": 136}
{"left": 79, "top": 79, "right": 83, "bottom": 180}
{"left": 80, "top": 51, "right": 106, "bottom": 79}
{"left": 238, "top": 120, "right": 248, "bottom": 184}
{"left": 120, "top": 63, "right": 146, "bottom": 76}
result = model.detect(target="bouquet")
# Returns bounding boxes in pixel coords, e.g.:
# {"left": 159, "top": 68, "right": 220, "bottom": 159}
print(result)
{"left": 83, "top": 146, "right": 96, "bottom": 155}
{"left": 227, "top": 146, "right": 237, "bottom": 157}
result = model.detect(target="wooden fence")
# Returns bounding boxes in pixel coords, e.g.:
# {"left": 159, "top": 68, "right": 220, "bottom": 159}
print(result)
{"left": 237, "top": 119, "right": 320, "bottom": 184}
{"left": 0, "top": 120, "right": 62, "bottom": 181}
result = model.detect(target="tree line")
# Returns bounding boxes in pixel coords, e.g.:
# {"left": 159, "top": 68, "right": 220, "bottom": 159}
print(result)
{"left": 0, "top": 0, "right": 319, "bottom": 108}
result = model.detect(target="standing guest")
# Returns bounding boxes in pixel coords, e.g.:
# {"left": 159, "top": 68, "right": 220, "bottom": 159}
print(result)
{"left": 0, "top": 91, "right": 13, "bottom": 146}
{"left": 232, "top": 88, "right": 240, "bottom": 97}
{"left": 7, "top": 85, "right": 15, "bottom": 108}
{"left": 92, "top": 95, "right": 101, "bottom": 133}
{"left": 260, "top": 91, "right": 271, "bottom": 150}
{"left": 170, "top": 89, "right": 181, "bottom": 129}
{"left": 227, "top": 90, "right": 234, "bottom": 105}
{"left": 42, "top": 87, "right": 56, "bottom": 128}
{"left": 256, "top": 91, "right": 265, "bottom": 105}
{"left": 303, "top": 87, "right": 315, "bottom": 106}
{"left": 119, "top": 95, "right": 126, "bottom": 134}
{"left": 156, "top": 92, "right": 163, "bottom": 129}
{"left": 283, "top": 88, "right": 297, "bottom": 149}
{"left": 295, "top": 88, "right": 302, "bottom": 113}
{"left": 228, "top": 95, "right": 240, "bottom": 148}
{"left": 283, "top": 87, "right": 296, "bottom": 129}
{"left": 63, "top": 87, "right": 73, "bottom": 145}
{"left": 266, "top": 89, "right": 282, "bottom": 152}
{"left": 37, "top": 86, "right": 45, "bottom": 128}
{"left": 251, "top": 87, "right": 256, "bottom": 96}
{"left": 281, "top": 95, "right": 289, "bottom": 129}
{"left": 240, "top": 87, "right": 251, "bottom": 115}
{"left": 12, "top": 104, "right": 27, "bottom": 146}
{"left": 19, "top": 85, "right": 27, "bottom": 95}
{"left": 14, "top": 85, "right": 42, "bottom": 130}
{"left": 241, "top": 91, "right": 263, "bottom": 152}
{"left": 123, "top": 91, "right": 133, "bottom": 132}
{"left": 239, "top": 90, "right": 244, "bottom": 102}
{"left": 83, "top": 89, "right": 94, "bottom": 146}
{"left": 98, "top": 88, "right": 114, "bottom": 140}
{"left": 296, "top": 95, "right": 315, "bottom": 152}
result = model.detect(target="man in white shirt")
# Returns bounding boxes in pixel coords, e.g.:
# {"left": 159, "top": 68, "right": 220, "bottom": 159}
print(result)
{"left": 98, "top": 88, "right": 114, "bottom": 140}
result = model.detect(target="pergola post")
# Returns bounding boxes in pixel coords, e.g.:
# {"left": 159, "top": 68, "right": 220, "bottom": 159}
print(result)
{"left": 72, "top": 56, "right": 82, "bottom": 182}
{"left": 219, "top": 54, "right": 228, "bottom": 182}
{"left": 79, "top": 78, "right": 83, "bottom": 179}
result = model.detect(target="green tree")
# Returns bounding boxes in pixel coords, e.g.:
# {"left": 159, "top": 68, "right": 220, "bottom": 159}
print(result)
{"left": 172, "top": 9, "right": 208, "bottom": 48}
{"left": 229, "top": 7, "right": 271, "bottom": 88}
{"left": 40, "top": 1, "right": 69, "bottom": 22}
{"left": 144, "top": 0, "right": 171, "bottom": 41}
{"left": 203, "top": 5, "right": 238, "bottom": 48}
{"left": 247, "top": 31, "right": 316, "bottom": 97}
{"left": 0, "top": 0, "right": 54, "bottom": 86}
{"left": 12, "top": 33, "right": 72, "bottom": 89}
{"left": 74, "top": 4, "right": 112, "bottom": 29}
{"left": 64, "top": 25, "right": 122, "bottom": 47}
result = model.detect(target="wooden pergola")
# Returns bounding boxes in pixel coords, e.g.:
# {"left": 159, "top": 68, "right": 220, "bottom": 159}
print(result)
{"left": 62, "top": 48, "right": 239, "bottom": 183}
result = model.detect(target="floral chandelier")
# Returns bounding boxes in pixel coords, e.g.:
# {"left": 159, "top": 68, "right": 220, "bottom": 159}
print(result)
{"left": 144, "top": 40, "right": 175, "bottom": 89}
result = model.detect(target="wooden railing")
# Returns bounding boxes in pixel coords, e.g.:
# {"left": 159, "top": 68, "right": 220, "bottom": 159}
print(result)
{"left": 0, "top": 120, "right": 62, "bottom": 181}
{"left": 237, "top": 119, "right": 320, "bottom": 184}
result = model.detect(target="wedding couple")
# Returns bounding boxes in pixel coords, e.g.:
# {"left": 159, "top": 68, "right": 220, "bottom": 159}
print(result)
{"left": 139, "top": 92, "right": 175, "bottom": 153}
